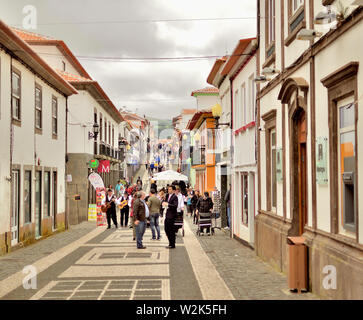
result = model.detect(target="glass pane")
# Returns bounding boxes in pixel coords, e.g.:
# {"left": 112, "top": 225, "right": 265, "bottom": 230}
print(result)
{"left": 340, "top": 131, "right": 355, "bottom": 171}
{"left": 52, "top": 99, "right": 57, "bottom": 116}
{"left": 340, "top": 103, "right": 354, "bottom": 129}
{"left": 35, "top": 88, "right": 41, "bottom": 108}
{"left": 24, "top": 171, "right": 31, "bottom": 223}
{"left": 52, "top": 118, "right": 57, "bottom": 134}
{"left": 12, "top": 73, "right": 20, "bottom": 96}
{"left": 44, "top": 172, "right": 50, "bottom": 216}
{"left": 36, "top": 172, "right": 41, "bottom": 217}
{"left": 271, "top": 131, "right": 276, "bottom": 147}
{"left": 272, "top": 149, "right": 277, "bottom": 208}
{"left": 36, "top": 110, "right": 41, "bottom": 128}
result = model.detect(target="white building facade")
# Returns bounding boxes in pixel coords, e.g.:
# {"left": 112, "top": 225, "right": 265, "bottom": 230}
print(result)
{"left": 0, "top": 21, "right": 76, "bottom": 254}
{"left": 256, "top": 0, "right": 363, "bottom": 299}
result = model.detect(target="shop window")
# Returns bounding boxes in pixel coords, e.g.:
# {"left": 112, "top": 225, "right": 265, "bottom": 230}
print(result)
{"left": 44, "top": 171, "right": 51, "bottom": 216}
{"left": 241, "top": 174, "right": 248, "bottom": 225}
{"left": 24, "top": 170, "right": 32, "bottom": 223}
{"left": 338, "top": 101, "right": 356, "bottom": 232}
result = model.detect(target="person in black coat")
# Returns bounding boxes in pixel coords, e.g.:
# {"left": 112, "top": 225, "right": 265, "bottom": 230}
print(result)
{"left": 104, "top": 189, "right": 118, "bottom": 229}
{"left": 162, "top": 185, "right": 178, "bottom": 249}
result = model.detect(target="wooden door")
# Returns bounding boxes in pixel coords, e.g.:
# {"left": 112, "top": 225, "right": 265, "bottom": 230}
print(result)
{"left": 297, "top": 112, "right": 307, "bottom": 235}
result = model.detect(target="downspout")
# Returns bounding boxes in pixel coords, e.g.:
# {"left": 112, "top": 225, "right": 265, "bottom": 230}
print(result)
{"left": 229, "top": 77, "right": 234, "bottom": 239}
{"left": 7, "top": 56, "right": 14, "bottom": 252}
{"left": 65, "top": 96, "right": 69, "bottom": 230}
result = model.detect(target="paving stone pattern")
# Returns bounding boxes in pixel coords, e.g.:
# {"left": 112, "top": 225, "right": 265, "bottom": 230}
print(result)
{"left": 0, "top": 222, "right": 96, "bottom": 281}
{"left": 186, "top": 217, "right": 319, "bottom": 300}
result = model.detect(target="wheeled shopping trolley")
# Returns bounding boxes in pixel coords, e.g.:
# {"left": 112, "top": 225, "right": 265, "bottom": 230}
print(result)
{"left": 174, "top": 211, "right": 184, "bottom": 237}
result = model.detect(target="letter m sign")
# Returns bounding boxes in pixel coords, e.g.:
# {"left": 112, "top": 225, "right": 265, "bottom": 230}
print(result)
{"left": 98, "top": 160, "right": 110, "bottom": 173}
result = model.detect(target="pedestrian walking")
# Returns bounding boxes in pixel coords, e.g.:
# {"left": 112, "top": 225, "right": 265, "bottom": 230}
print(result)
{"left": 103, "top": 188, "right": 118, "bottom": 229}
{"left": 133, "top": 192, "right": 148, "bottom": 249}
{"left": 150, "top": 180, "right": 157, "bottom": 193}
{"left": 129, "top": 190, "right": 136, "bottom": 240}
{"left": 212, "top": 186, "right": 221, "bottom": 219}
{"left": 186, "top": 189, "right": 193, "bottom": 217}
{"left": 196, "top": 191, "right": 214, "bottom": 235}
{"left": 175, "top": 186, "right": 184, "bottom": 233}
{"left": 224, "top": 184, "right": 231, "bottom": 229}
{"left": 136, "top": 176, "right": 143, "bottom": 189}
{"left": 163, "top": 185, "right": 178, "bottom": 249}
{"left": 191, "top": 190, "right": 200, "bottom": 224}
{"left": 115, "top": 180, "right": 122, "bottom": 197}
{"left": 150, "top": 162, "right": 154, "bottom": 174}
{"left": 119, "top": 191, "right": 130, "bottom": 227}
{"left": 147, "top": 189, "right": 162, "bottom": 240}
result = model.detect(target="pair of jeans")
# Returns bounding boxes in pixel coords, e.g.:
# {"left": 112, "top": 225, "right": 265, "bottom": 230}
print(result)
{"left": 135, "top": 220, "right": 146, "bottom": 248}
{"left": 120, "top": 206, "right": 129, "bottom": 227}
{"left": 149, "top": 214, "right": 161, "bottom": 239}
{"left": 227, "top": 206, "right": 231, "bottom": 227}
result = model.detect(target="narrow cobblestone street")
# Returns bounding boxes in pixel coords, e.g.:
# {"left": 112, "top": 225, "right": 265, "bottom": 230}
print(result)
{"left": 0, "top": 214, "right": 318, "bottom": 300}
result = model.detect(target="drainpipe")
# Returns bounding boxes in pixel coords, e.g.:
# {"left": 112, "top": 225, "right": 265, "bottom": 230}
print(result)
{"left": 229, "top": 77, "right": 234, "bottom": 239}
{"left": 8, "top": 56, "right": 14, "bottom": 252}
{"left": 65, "top": 96, "right": 69, "bottom": 230}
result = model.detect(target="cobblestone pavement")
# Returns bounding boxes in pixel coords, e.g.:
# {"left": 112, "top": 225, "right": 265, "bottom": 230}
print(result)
{"left": 0, "top": 222, "right": 96, "bottom": 281}
{"left": 185, "top": 216, "right": 319, "bottom": 300}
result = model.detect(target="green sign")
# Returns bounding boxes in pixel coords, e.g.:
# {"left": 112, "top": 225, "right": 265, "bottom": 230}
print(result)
{"left": 316, "top": 137, "right": 328, "bottom": 184}
{"left": 276, "top": 148, "right": 283, "bottom": 182}
{"left": 89, "top": 159, "right": 99, "bottom": 169}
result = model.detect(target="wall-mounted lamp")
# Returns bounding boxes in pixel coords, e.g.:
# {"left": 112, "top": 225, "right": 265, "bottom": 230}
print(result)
{"left": 254, "top": 75, "right": 271, "bottom": 84}
{"left": 89, "top": 123, "right": 99, "bottom": 140}
{"left": 296, "top": 29, "right": 323, "bottom": 41}
{"left": 262, "top": 67, "right": 280, "bottom": 76}
{"left": 314, "top": 6, "right": 336, "bottom": 25}
{"left": 212, "top": 103, "right": 230, "bottom": 128}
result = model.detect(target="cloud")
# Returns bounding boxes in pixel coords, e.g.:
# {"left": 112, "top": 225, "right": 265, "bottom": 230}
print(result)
{"left": 1, "top": 0, "right": 256, "bottom": 119}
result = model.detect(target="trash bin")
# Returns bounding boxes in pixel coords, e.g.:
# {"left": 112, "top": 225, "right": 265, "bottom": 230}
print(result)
{"left": 287, "top": 236, "right": 307, "bottom": 293}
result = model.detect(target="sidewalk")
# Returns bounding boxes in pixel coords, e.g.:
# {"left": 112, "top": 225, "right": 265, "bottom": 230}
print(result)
{"left": 185, "top": 216, "right": 319, "bottom": 300}
{"left": 0, "top": 222, "right": 96, "bottom": 282}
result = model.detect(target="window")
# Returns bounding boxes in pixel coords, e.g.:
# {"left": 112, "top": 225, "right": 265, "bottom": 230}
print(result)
{"left": 241, "top": 173, "right": 248, "bottom": 225}
{"left": 12, "top": 70, "right": 21, "bottom": 121}
{"left": 104, "top": 119, "right": 107, "bottom": 142}
{"left": 241, "top": 84, "right": 247, "bottom": 125}
{"left": 262, "top": 109, "right": 277, "bottom": 212}
{"left": 52, "top": 97, "right": 58, "bottom": 135}
{"left": 234, "top": 89, "right": 239, "bottom": 126}
{"left": 268, "top": 0, "right": 275, "bottom": 44}
{"left": 271, "top": 129, "right": 277, "bottom": 210}
{"left": 338, "top": 101, "right": 356, "bottom": 232}
{"left": 44, "top": 171, "right": 51, "bottom": 216}
{"left": 292, "top": 0, "right": 304, "bottom": 14}
{"left": 24, "top": 170, "right": 32, "bottom": 223}
{"left": 100, "top": 113, "right": 103, "bottom": 141}
{"left": 249, "top": 75, "right": 256, "bottom": 122}
{"left": 112, "top": 125, "right": 114, "bottom": 147}
{"left": 108, "top": 123, "right": 111, "bottom": 144}
{"left": 62, "top": 61, "right": 66, "bottom": 71}
{"left": 35, "top": 85, "right": 42, "bottom": 130}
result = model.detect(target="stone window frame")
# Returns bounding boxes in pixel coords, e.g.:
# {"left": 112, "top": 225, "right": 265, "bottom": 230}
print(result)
{"left": 51, "top": 95, "right": 58, "bottom": 139}
{"left": 262, "top": 109, "right": 277, "bottom": 212}
{"left": 264, "top": 0, "right": 276, "bottom": 68}
{"left": 35, "top": 83, "right": 43, "bottom": 134}
{"left": 23, "top": 165, "right": 33, "bottom": 225}
{"left": 321, "top": 61, "right": 359, "bottom": 239}
{"left": 11, "top": 66, "right": 22, "bottom": 127}
{"left": 285, "top": 0, "right": 306, "bottom": 46}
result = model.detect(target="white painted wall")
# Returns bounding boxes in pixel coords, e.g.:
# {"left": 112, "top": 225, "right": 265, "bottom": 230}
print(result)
{"left": 0, "top": 51, "right": 11, "bottom": 236}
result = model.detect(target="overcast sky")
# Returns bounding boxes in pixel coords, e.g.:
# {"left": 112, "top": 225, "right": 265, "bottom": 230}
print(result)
{"left": 0, "top": 0, "right": 256, "bottom": 119}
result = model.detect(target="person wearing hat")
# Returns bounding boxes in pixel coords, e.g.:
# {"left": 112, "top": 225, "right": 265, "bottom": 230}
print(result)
{"left": 103, "top": 188, "right": 118, "bottom": 229}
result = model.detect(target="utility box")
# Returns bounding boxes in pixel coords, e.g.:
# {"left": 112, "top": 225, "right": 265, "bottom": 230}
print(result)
{"left": 287, "top": 236, "right": 307, "bottom": 293}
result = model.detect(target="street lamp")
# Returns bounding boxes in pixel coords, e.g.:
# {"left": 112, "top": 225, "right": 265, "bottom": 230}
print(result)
{"left": 89, "top": 122, "right": 99, "bottom": 140}
{"left": 212, "top": 103, "right": 229, "bottom": 128}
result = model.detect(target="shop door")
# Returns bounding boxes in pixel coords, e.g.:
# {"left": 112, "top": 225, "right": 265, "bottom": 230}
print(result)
{"left": 35, "top": 171, "right": 42, "bottom": 238}
{"left": 11, "top": 170, "right": 20, "bottom": 246}
{"left": 297, "top": 112, "right": 307, "bottom": 235}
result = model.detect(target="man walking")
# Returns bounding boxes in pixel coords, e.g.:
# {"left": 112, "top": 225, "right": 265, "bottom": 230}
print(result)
{"left": 103, "top": 188, "right": 118, "bottom": 229}
{"left": 224, "top": 184, "right": 231, "bottom": 229}
{"left": 133, "top": 192, "right": 148, "bottom": 249}
{"left": 163, "top": 185, "right": 178, "bottom": 249}
{"left": 147, "top": 189, "right": 161, "bottom": 240}
{"left": 119, "top": 191, "right": 130, "bottom": 227}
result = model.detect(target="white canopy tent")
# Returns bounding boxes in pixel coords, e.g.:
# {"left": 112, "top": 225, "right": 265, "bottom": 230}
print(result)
{"left": 151, "top": 170, "right": 188, "bottom": 181}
